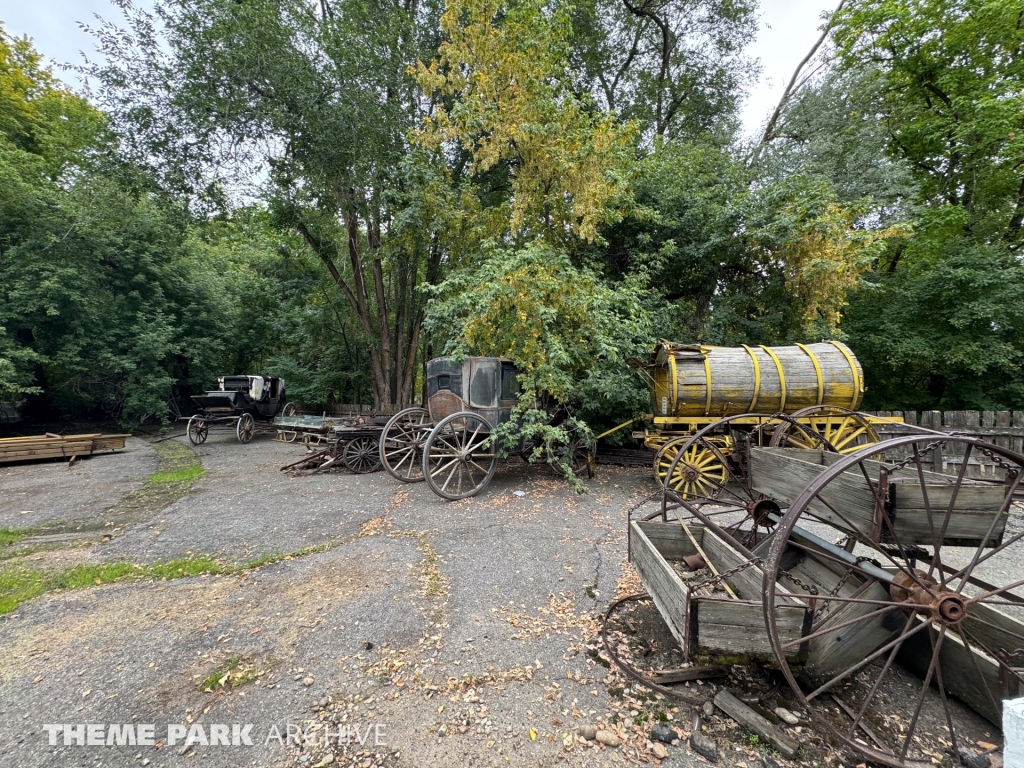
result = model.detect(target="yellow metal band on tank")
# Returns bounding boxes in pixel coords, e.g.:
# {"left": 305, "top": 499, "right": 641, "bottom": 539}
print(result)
{"left": 828, "top": 340, "right": 862, "bottom": 409}
{"left": 795, "top": 343, "right": 824, "bottom": 405}
{"left": 741, "top": 344, "right": 760, "bottom": 411}
{"left": 702, "top": 356, "right": 713, "bottom": 416}
{"left": 668, "top": 354, "right": 678, "bottom": 416}
{"left": 759, "top": 345, "right": 787, "bottom": 412}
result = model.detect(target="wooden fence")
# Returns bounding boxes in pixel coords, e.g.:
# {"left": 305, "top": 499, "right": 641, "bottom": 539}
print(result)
{"left": 864, "top": 410, "right": 1024, "bottom": 479}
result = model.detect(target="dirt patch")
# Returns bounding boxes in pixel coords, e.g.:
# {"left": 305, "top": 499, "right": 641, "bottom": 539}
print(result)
{"left": 3, "top": 548, "right": 381, "bottom": 686}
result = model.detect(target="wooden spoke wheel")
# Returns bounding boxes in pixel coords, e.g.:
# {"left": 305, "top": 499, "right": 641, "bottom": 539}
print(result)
{"left": 547, "top": 436, "right": 595, "bottom": 479}
{"left": 422, "top": 411, "right": 497, "bottom": 500}
{"left": 281, "top": 402, "right": 297, "bottom": 417}
{"left": 659, "top": 436, "right": 735, "bottom": 501}
{"left": 379, "top": 407, "right": 432, "bottom": 483}
{"left": 236, "top": 413, "right": 256, "bottom": 444}
{"left": 763, "top": 435, "right": 1024, "bottom": 768}
{"left": 662, "top": 433, "right": 781, "bottom": 550}
{"left": 770, "top": 406, "right": 879, "bottom": 454}
{"left": 187, "top": 416, "right": 209, "bottom": 445}
{"left": 343, "top": 436, "right": 381, "bottom": 474}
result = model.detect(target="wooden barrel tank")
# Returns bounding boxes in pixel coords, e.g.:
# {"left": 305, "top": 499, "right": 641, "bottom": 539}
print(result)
{"left": 649, "top": 341, "right": 864, "bottom": 418}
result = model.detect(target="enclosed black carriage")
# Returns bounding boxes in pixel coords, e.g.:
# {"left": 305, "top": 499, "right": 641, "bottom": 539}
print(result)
{"left": 187, "top": 375, "right": 295, "bottom": 444}
{"left": 377, "top": 358, "right": 518, "bottom": 499}
{"left": 378, "top": 357, "right": 590, "bottom": 499}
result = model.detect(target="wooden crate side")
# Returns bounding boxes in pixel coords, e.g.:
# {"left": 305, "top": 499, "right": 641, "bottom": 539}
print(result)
{"left": 886, "top": 507, "right": 1007, "bottom": 548}
{"left": 698, "top": 531, "right": 762, "bottom": 600}
{"left": 695, "top": 599, "right": 806, "bottom": 661}
{"left": 803, "top": 581, "right": 901, "bottom": 686}
{"left": 628, "top": 522, "right": 693, "bottom": 652}
{"left": 750, "top": 447, "right": 877, "bottom": 534}
{"left": 774, "top": 541, "right": 902, "bottom": 684}
{"left": 898, "top": 621, "right": 1005, "bottom": 727}
{"left": 962, "top": 603, "right": 1024, "bottom": 663}
{"left": 635, "top": 520, "right": 703, "bottom": 561}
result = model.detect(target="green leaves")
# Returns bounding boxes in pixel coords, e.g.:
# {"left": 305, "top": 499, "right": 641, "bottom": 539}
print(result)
{"left": 425, "top": 239, "right": 652, "bottom": 406}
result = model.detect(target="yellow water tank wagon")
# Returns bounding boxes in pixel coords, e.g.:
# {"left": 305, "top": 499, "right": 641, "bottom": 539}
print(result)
{"left": 648, "top": 340, "right": 864, "bottom": 419}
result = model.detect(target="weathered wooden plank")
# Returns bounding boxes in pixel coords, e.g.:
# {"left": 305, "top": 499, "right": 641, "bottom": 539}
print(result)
{"left": 751, "top": 447, "right": 1009, "bottom": 546}
{"left": 698, "top": 529, "right": 800, "bottom": 606}
{"left": 750, "top": 447, "right": 878, "bottom": 534}
{"left": 713, "top": 690, "right": 800, "bottom": 758}
{"left": 774, "top": 532, "right": 904, "bottom": 685}
{"left": 694, "top": 599, "right": 806, "bottom": 660}
{"left": 960, "top": 602, "right": 1024, "bottom": 666}
{"left": 636, "top": 520, "right": 702, "bottom": 562}
{"left": 628, "top": 521, "right": 694, "bottom": 652}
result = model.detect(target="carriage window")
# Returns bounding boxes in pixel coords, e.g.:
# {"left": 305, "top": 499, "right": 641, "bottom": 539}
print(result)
{"left": 437, "top": 375, "right": 451, "bottom": 391}
{"left": 501, "top": 365, "right": 518, "bottom": 400}
{"left": 469, "top": 364, "right": 497, "bottom": 407}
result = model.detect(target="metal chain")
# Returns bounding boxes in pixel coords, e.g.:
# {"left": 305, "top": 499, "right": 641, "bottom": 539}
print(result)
{"left": 685, "top": 551, "right": 882, "bottom": 621}
{"left": 687, "top": 557, "right": 763, "bottom": 594}
{"left": 978, "top": 444, "right": 1017, "bottom": 472}
{"left": 886, "top": 439, "right": 948, "bottom": 474}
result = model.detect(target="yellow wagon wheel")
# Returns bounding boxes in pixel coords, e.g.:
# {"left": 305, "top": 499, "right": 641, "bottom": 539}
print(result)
{"left": 769, "top": 405, "right": 879, "bottom": 455}
{"left": 657, "top": 436, "right": 732, "bottom": 500}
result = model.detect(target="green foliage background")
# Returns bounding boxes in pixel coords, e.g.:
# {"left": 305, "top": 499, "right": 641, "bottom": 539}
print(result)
{"left": 2, "top": 0, "right": 1023, "bottom": 431}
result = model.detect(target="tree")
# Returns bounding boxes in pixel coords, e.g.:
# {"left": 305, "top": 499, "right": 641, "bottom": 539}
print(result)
{"left": 413, "top": 0, "right": 637, "bottom": 249}
{"left": 0, "top": 27, "right": 286, "bottom": 426}
{"left": 570, "top": 0, "right": 758, "bottom": 140}
{"left": 832, "top": 0, "right": 1024, "bottom": 244}
{"left": 825, "top": 0, "right": 1024, "bottom": 408}
{"left": 88, "top": 0, "right": 443, "bottom": 408}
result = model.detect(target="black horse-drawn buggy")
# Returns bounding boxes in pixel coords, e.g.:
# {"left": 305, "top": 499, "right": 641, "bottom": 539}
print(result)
{"left": 187, "top": 375, "right": 295, "bottom": 444}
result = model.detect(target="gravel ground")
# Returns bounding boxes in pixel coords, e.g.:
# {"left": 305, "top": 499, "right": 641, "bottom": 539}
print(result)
{"left": 2, "top": 432, "right": 1011, "bottom": 768}
{"left": 0, "top": 438, "right": 158, "bottom": 529}
{"left": 0, "top": 435, "right": 726, "bottom": 768}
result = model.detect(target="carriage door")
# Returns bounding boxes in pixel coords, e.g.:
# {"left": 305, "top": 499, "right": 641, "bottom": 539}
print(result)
{"left": 468, "top": 359, "right": 499, "bottom": 428}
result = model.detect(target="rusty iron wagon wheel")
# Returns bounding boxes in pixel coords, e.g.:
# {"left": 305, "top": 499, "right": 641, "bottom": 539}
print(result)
{"left": 236, "top": 413, "right": 255, "bottom": 444}
{"left": 343, "top": 436, "right": 381, "bottom": 474}
{"left": 769, "top": 405, "right": 879, "bottom": 454}
{"left": 762, "top": 435, "right": 1024, "bottom": 768}
{"left": 422, "top": 411, "right": 497, "bottom": 500}
{"left": 187, "top": 416, "right": 209, "bottom": 445}
{"left": 379, "top": 407, "right": 432, "bottom": 483}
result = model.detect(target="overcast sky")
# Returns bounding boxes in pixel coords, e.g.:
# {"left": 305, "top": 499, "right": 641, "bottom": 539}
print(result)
{"left": 3, "top": 0, "right": 837, "bottom": 139}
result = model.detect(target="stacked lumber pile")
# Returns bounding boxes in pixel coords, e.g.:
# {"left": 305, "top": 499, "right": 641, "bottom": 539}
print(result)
{"left": 0, "top": 433, "right": 130, "bottom": 465}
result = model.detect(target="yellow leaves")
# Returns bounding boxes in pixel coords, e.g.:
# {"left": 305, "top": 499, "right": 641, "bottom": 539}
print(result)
{"left": 411, "top": 0, "right": 634, "bottom": 246}
{"left": 778, "top": 202, "right": 911, "bottom": 332}
{"left": 528, "top": 727, "right": 537, "bottom": 740}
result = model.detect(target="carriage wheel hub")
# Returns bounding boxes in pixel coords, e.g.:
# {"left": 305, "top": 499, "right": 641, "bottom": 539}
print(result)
{"left": 683, "top": 466, "right": 699, "bottom": 481}
{"left": 889, "top": 569, "right": 967, "bottom": 625}
{"left": 748, "top": 498, "right": 781, "bottom": 529}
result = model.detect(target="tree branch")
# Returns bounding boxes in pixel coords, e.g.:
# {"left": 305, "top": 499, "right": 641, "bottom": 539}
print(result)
{"left": 759, "top": 0, "right": 847, "bottom": 148}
